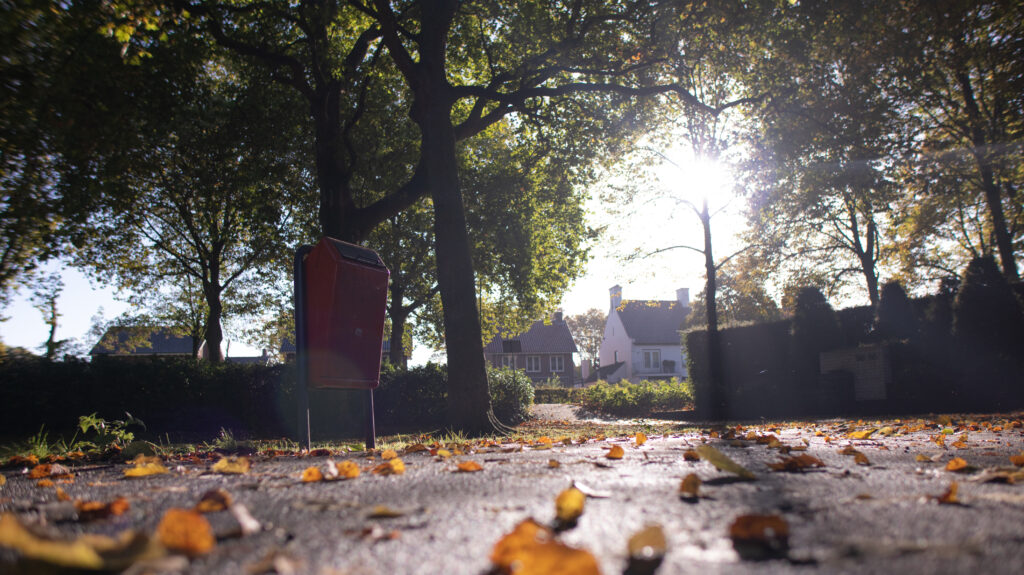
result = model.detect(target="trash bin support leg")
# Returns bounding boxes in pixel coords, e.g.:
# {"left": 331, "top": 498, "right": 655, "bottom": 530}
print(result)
{"left": 365, "top": 389, "right": 376, "bottom": 450}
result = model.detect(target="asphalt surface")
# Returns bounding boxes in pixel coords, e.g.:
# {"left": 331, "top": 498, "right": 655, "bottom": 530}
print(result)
{"left": 3, "top": 408, "right": 1024, "bottom": 574}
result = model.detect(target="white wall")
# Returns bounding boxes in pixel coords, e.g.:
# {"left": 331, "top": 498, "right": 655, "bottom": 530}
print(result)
{"left": 629, "top": 344, "right": 687, "bottom": 379}
{"left": 599, "top": 310, "right": 632, "bottom": 383}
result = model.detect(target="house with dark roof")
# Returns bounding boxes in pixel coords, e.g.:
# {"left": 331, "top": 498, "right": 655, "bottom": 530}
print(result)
{"left": 484, "top": 312, "right": 579, "bottom": 386}
{"left": 90, "top": 327, "right": 210, "bottom": 359}
{"left": 597, "top": 285, "right": 690, "bottom": 383}
{"left": 279, "top": 338, "right": 407, "bottom": 364}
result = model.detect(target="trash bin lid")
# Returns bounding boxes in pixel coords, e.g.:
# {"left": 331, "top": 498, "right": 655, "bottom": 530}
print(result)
{"left": 323, "top": 237, "right": 386, "bottom": 268}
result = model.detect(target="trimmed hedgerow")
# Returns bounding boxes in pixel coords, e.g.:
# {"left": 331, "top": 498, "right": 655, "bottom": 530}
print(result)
{"left": 580, "top": 379, "right": 693, "bottom": 417}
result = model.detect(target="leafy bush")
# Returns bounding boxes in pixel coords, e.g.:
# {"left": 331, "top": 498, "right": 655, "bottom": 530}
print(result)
{"left": 373, "top": 363, "right": 448, "bottom": 427}
{"left": 488, "top": 367, "right": 535, "bottom": 425}
{"left": 580, "top": 379, "right": 692, "bottom": 417}
{"left": 875, "top": 281, "right": 918, "bottom": 341}
{"left": 953, "top": 256, "right": 1024, "bottom": 357}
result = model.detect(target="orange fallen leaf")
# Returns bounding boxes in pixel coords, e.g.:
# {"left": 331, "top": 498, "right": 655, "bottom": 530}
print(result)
{"left": 627, "top": 524, "right": 667, "bottom": 562}
{"left": 336, "top": 460, "right": 360, "bottom": 479}
{"left": 945, "top": 457, "right": 969, "bottom": 472}
{"left": 853, "top": 452, "right": 871, "bottom": 466}
{"left": 490, "top": 519, "right": 600, "bottom": 575}
{"left": 373, "top": 458, "right": 405, "bottom": 475}
{"left": 455, "top": 461, "right": 483, "bottom": 473}
{"left": 55, "top": 487, "right": 71, "bottom": 502}
{"left": 28, "top": 464, "right": 53, "bottom": 479}
{"left": 555, "top": 487, "right": 585, "bottom": 524}
{"left": 915, "top": 454, "right": 933, "bottom": 462}
{"left": 548, "top": 460, "right": 561, "bottom": 468}
{"left": 195, "top": 489, "right": 232, "bottom": 513}
{"left": 156, "top": 508, "right": 215, "bottom": 557}
{"left": 680, "top": 473, "right": 701, "bottom": 498}
{"left": 606, "top": 445, "right": 625, "bottom": 460}
{"left": 404, "top": 444, "right": 428, "bottom": 454}
{"left": 936, "top": 481, "right": 960, "bottom": 504}
{"left": 301, "top": 467, "right": 323, "bottom": 483}
{"left": 381, "top": 449, "right": 398, "bottom": 460}
{"left": 0, "top": 474, "right": 5, "bottom": 488}
{"left": 1009, "top": 453, "right": 1024, "bottom": 467}
{"left": 767, "top": 454, "right": 825, "bottom": 472}
{"left": 729, "top": 514, "right": 790, "bottom": 560}
{"left": 211, "top": 456, "right": 250, "bottom": 475}
{"left": 683, "top": 450, "right": 700, "bottom": 462}
{"left": 36, "top": 479, "right": 54, "bottom": 488}
{"left": 75, "top": 497, "right": 131, "bottom": 521}
{"left": 635, "top": 432, "right": 647, "bottom": 447}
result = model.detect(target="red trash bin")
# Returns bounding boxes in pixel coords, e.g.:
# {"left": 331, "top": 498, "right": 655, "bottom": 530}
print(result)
{"left": 303, "top": 237, "right": 390, "bottom": 389}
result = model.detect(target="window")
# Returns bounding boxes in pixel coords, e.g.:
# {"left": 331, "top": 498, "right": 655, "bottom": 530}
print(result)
{"left": 500, "top": 355, "right": 515, "bottom": 369}
{"left": 550, "top": 355, "right": 564, "bottom": 372}
{"left": 642, "top": 350, "right": 661, "bottom": 371}
{"left": 526, "top": 356, "right": 541, "bottom": 372}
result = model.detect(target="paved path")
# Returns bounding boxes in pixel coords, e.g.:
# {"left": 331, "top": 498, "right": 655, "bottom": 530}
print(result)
{"left": 3, "top": 412, "right": 1024, "bottom": 574}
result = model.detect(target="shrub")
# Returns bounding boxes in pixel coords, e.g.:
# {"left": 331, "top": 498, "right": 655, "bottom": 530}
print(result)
{"left": 876, "top": 281, "right": 917, "bottom": 341}
{"left": 953, "top": 256, "right": 1024, "bottom": 357}
{"left": 580, "top": 379, "right": 692, "bottom": 417}
{"left": 373, "top": 363, "right": 448, "bottom": 427}
{"left": 488, "top": 367, "right": 534, "bottom": 425}
{"left": 790, "top": 287, "right": 842, "bottom": 388}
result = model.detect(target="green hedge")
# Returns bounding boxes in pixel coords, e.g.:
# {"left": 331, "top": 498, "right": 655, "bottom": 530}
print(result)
{"left": 580, "top": 379, "right": 693, "bottom": 417}
{"left": 533, "top": 387, "right": 586, "bottom": 404}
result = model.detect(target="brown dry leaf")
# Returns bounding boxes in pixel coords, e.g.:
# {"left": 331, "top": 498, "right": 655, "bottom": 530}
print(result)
{"left": 695, "top": 445, "right": 757, "bottom": 480}
{"left": 28, "top": 464, "right": 52, "bottom": 479}
{"left": 936, "top": 481, "right": 960, "bottom": 504}
{"left": 404, "top": 443, "right": 428, "bottom": 454}
{"left": 768, "top": 454, "right": 825, "bottom": 472}
{"left": 536, "top": 436, "right": 554, "bottom": 446}
{"left": 36, "top": 479, "right": 54, "bottom": 488}
{"left": 0, "top": 473, "right": 5, "bottom": 488}
{"left": 853, "top": 452, "right": 871, "bottom": 466}
{"left": 548, "top": 460, "right": 561, "bottom": 468}
{"left": 123, "top": 459, "right": 169, "bottom": 479}
{"left": 683, "top": 450, "right": 700, "bottom": 462}
{"left": 679, "top": 473, "right": 701, "bottom": 498}
{"left": 76, "top": 497, "right": 131, "bottom": 522}
{"left": 211, "top": 456, "right": 251, "bottom": 475}
{"left": 627, "top": 524, "right": 667, "bottom": 560}
{"left": 455, "top": 461, "right": 483, "bottom": 473}
{"left": 301, "top": 466, "right": 323, "bottom": 483}
{"left": 635, "top": 432, "right": 647, "bottom": 447}
{"left": 55, "top": 487, "right": 71, "bottom": 502}
{"left": 606, "top": 445, "right": 625, "bottom": 460}
{"left": 156, "top": 508, "right": 215, "bottom": 557}
{"left": 195, "top": 488, "right": 232, "bottom": 513}
{"left": 336, "top": 460, "right": 360, "bottom": 479}
{"left": 490, "top": 518, "right": 600, "bottom": 575}
{"left": 367, "top": 505, "right": 405, "bottom": 518}
{"left": 381, "top": 449, "right": 398, "bottom": 460}
{"left": 838, "top": 446, "right": 860, "bottom": 455}
{"left": 555, "top": 487, "right": 585, "bottom": 524}
{"left": 915, "top": 454, "right": 933, "bottom": 462}
{"left": 1009, "top": 453, "right": 1024, "bottom": 467}
{"left": 946, "top": 457, "right": 970, "bottom": 472}
{"left": 373, "top": 458, "right": 405, "bottom": 475}
{"left": 729, "top": 514, "right": 790, "bottom": 560}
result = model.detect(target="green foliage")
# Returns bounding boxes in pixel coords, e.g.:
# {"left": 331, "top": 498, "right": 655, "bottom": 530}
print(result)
{"left": 875, "top": 281, "right": 918, "bottom": 342}
{"left": 374, "top": 363, "right": 449, "bottom": 427}
{"left": 487, "top": 367, "right": 535, "bottom": 426}
{"left": 76, "top": 412, "right": 145, "bottom": 451}
{"left": 953, "top": 256, "right": 1024, "bottom": 357}
{"left": 580, "top": 379, "right": 693, "bottom": 417}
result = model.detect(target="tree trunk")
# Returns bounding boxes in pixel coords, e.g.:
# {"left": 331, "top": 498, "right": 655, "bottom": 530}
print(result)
{"left": 203, "top": 282, "right": 225, "bottom": 363}
{"left": 701, "top": 199, "right": 725, "bottom": 421}
{"left": 44, "top": 300, "right": 58, "bottom": 360}
{"left": 414, "top": 3, "right": 493, "bottom": 433}
{"left": 388, "top": 280, "right": 409, "bottom": 369}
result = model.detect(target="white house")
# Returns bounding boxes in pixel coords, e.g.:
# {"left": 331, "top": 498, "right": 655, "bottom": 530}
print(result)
{"left": 597, "top": 285, "right": 690, "bottom": 383}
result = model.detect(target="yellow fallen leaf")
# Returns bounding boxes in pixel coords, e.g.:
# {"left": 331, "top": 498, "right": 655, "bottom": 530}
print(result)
{"left": 936, "top": 481, "right": 959, "bottom": 504}
{"left": 635, "top": 432, "right": 647, "bottom": 447}
{"left": 367, "top": 505, "right": 404, "bottom": 518}
{"left": 156, "top": 508, "right": 215, "bottom": 557}
{"left": 680, "top": 473, "right": 701, "bottom": 498}
{"left": 0, "top": 474, "right": 5, "bottom": 488}
{"left": 436, "top": 449, "right": 452, "bottom": 458}
{"left": 627, "top": 524, "right": 667, "bottom": 560}
{"left": 123, "top": 461, "right": 169, "bottom": 478}
{"left": 848, "top": 429, "right": 877, "bottom": 440}
{"left": 373, "top": 458, "right": 405, "bottom": 475}
{"left": 381, "top": 449, "right": 398, "bottom": 460}
{"left": 555, "top": 487, "right": 585, "bottom": 524}
{"left": 490, "top": 519, "right": 600, "bottom": 575}
{"left": 455, "top": 461, "right": 483, "bottom": 473}
{"left": 211, "top": 456, "right": 251, "bottom": 475}
{"left": 336, "top": 460, "right": 360, "bottom": 479}
{"left": 548, "top": 460, "right": 561, "bottom": 468}
{"left": 301, "top": 467, "right": 323, "bottom": 482}
{"left": 606, "top": 445, "right": 625, "bottom": 460}
{"left": 878, "top": 426, "right": 895, "bottom": 437}
{"left": 0, "top": 513, "right": 161, "bottom": 570}
{"left": 915, "top": 454, "right": 933, "bottom": 462}
{"left": 946, "top": 457, "right": 969, "bottom": 472}
{"left": 55, "top": 487, "right": 71, "bottom": 502}
{"left": 195, "top": 489, "right": 232, "bottom": 513}
{"left": 695, "top": 445, "right": 756, "bottom": 480}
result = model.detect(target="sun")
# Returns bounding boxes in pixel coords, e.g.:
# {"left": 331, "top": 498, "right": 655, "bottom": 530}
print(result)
{"left": 654, "top": 148, "right": 733, "bottom": 203}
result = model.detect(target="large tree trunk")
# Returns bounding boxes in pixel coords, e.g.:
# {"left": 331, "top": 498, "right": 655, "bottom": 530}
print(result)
{"left": 414, "top": 3, "right": 493, "bottom": 433}
{"left": 203, "top": 280, "right": 225, "bottom": 363}
{"left": 388, "top": 281, "right": 409, "bottom": 369}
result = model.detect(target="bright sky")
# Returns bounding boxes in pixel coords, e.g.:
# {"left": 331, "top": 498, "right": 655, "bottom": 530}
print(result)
{"left": 0, "top": 146, "right": 748, "bottom": 362}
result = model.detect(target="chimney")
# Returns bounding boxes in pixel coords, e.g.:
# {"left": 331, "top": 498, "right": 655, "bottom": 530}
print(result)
{"left": 610, "top": 285, "right": 622, "bottom": 310}
{"left": 676, "top": 288, "right": 690, "bottom": 307}
{"left": 553, "top": 311, "right": 563, "bottom": 323}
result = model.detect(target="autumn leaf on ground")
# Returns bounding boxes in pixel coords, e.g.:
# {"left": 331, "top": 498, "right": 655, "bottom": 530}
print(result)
{"left": 548, "top": 460, "right": 561, "bottom": 468}
{"left": 935, "top": 481, "right": 960, "bottom": 505}
{"left": 455, "top": 461, "right": 483, "bottom": 473}
{"left": 768, "top": 454, "right": 825, "bottom": 472}
{"left": 606, "top": 445, "right": 625, "bottom": 460}
{"left": 404, "top": 444, "right": 428, "bottom": 454}
{"left": 123, "top": 458, "right": 169, "bottom": 478}
{"left": 1009, "top": 453, "right": 1024, "bottom": 467}
{"left": 36, "top": 479, "right": 54, "bottom": 488}
{"left": 679, "top": 473, "right": 701, "bottom": 499}
{"left": 729, "top": 514, "right": 790, "bottom": 560}
{"left": 373, "top": 458, "right": 405, "bottom": 475}
{"left": 848, "top": 429, "right": 877, "bottom": 440}
{"left": 381, "top": 449, "right": 398, "bottom": 460}
{"left": 682, "top": 450, "right": 700, "bottom": 462}
{"left": 490, "top": 518, "right": 600, "bottom": 575}
{"left": 635, "top": 432, "right": 647, "bottom": 447}
{"left": 28, "top": 464, "right": 53, "bottom": 479}
{"left": 626, "top": 524, "right": 667, "bottom": 575}
{"left": 211, "top": 456, "right": 250, "bottom": 475}
{"left": 0, "top": 474, "right": 5, "bottom": 488}
{"left": 156, "top": 508, "right": 215, "bottom": 557}
{"left": 695, "top": 445, "right": 756, "bottom": 480}
{"left": 195, "top": 489, "right": 232, "bottom": 513}
{"left": 946, "top": 457, "right": 971, "bottom": 472}
{"left": 336, "top": 460, "right": 360, "bottom": 479}
{"left": 555, "top": 487, "right": 585, "bottom": 526}
{"left": 435, "top": 449, "right": 452, "bottom": 458}
{"left": 75, "top": 497, "right": 131, "bottom": 521}
{"left": 0, "top": 513, "right": 162, "bottom": 570}
{"left": 367, "top": 505, "right": 405, "bottom": 519}
{"left": 853, "top": 452, "right": 871, "bottom": 466}
{"left": 301, "top": 467, "right": 323, "bottom": 483}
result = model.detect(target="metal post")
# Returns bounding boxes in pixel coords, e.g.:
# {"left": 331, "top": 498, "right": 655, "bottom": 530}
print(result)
{"left": 365, "top": 389, "right": 376, "bottom": 450}
{"left": 293, "top": 245, "right": 313, "bottom": 451}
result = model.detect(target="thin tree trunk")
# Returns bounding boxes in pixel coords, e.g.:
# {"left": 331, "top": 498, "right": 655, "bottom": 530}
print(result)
{"left": 203, "top": 284, "right": 225, "bottom": 363}
{"left": 701, "top": 198, "right": 725, "bottom": 421}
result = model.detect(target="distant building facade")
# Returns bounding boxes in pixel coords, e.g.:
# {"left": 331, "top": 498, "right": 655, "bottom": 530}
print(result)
{"left": 90, "top": 327, "right": 209, "bottom": 359}
{"left": 484, "top": 312, "right": 579, "bottom": 387}
{"left": 597, "top": 285, "right": 689, "bottom": 383}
